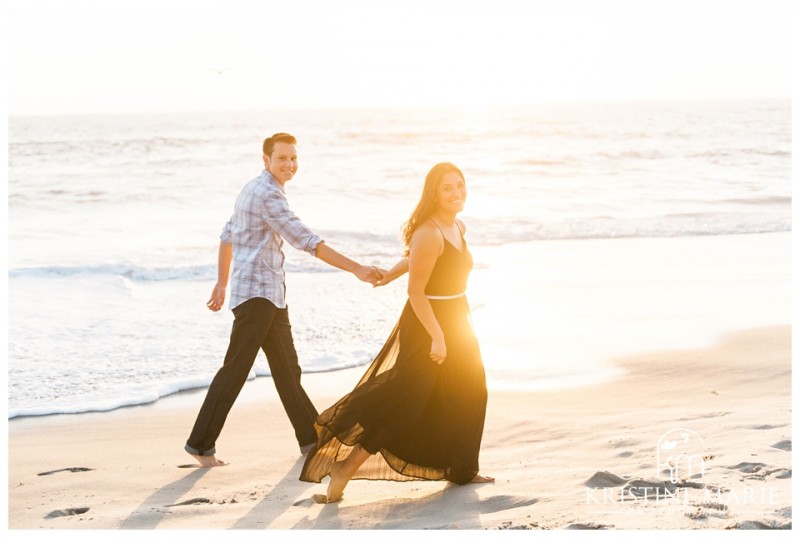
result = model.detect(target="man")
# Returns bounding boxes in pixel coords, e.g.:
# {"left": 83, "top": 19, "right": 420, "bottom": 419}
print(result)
{"left": 185, "top": 132, "right": 380, "bottom": 467}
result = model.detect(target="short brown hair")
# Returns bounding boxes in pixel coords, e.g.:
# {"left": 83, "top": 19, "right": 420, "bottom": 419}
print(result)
{"left": 263, "top": 133, "right": 297, "bottom": 156}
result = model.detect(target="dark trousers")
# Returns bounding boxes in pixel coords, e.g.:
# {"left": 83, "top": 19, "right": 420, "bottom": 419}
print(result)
{"left": 185, "top": 298, "right": 319, "bottom": 455}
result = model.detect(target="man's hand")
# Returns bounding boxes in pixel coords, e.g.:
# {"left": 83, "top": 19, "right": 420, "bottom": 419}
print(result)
{"left": 207, "top": 282, "right": 227, "bottom": 311}
{"left": 353, "top": 265, "right": 382, "bottom": 285}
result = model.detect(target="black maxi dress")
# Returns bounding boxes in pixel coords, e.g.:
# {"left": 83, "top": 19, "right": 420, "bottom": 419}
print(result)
{"left": 300, "top": 229, "right": 487, "bottom": 485}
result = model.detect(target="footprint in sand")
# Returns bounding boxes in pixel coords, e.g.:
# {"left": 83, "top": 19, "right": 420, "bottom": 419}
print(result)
{"left": 726, "top": 519, "right": 792, "bottom": 530}
{"left": 564, "top": 522, "right": 611, "bottom": 529}
{"left": 45, "top": 507, "right": 90, "bottom": 519}
{"left": 728, "top": 461, "right": 767, "bottom": 473}
{"left": 479, "top": 495, "right": 538, "bottom": 514}
{"left": 767, "top": 468, "right": 791, "bottom": 479}
{"left": 701, "top": 501, "right": 729, "bottom": 511}
{"left": 771, "top": 440, "right": 791, "bottom": 451}
{"left": 164, "top": 497, "right": 213, "bottom": 507}
{"left": 586, "top": 471, "right": 707, "bottom": 492}
{"left": 686, "top": 500, "right": 731, "bottom": 521}
{"left": 685, "top": 508, "right": 708, "bottom": 520}
{"left": 624, "top": 479, "right": 676, "bottom": 497}
{"left": 585, "top": 471, "right": 627, "bottom": 488}
{"left": 728, "top": 462, "right": 791, "bottom": 480}
{"left": 607, "top": 438, "right": 636, "bottom": 449}
{"left": 37, "top": 467, "right": 94, "bottom": 476}
{"left": 495, "top": 521, "right": 539, "bottom": 530}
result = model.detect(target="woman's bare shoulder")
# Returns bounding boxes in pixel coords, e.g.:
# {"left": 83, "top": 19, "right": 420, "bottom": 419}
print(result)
{"left": 410, "top": 220, "right": 444, "bottom": 250}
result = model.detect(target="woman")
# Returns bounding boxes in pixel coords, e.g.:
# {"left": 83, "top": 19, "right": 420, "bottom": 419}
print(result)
{"left": 299, "top": 162, "right": 493, "bottom": 503}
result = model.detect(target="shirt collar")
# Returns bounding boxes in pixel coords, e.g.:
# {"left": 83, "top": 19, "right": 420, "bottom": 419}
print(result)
{"left": 262, "top": 170, "right": 285, "bottom": 192}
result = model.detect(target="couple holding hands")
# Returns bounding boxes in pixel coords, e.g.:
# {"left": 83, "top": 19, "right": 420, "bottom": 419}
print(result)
{"left": 186, "top": 133, "right": 492, "bottom": 504}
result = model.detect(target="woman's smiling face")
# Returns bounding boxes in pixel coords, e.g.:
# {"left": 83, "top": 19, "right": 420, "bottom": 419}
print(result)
{"left": 435, "top": 171, "right": 467, "bottom": 215}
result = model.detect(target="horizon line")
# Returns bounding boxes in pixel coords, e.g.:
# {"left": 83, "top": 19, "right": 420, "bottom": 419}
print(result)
{"left": 6, "top": 95, "right": 791, "bottom": 119}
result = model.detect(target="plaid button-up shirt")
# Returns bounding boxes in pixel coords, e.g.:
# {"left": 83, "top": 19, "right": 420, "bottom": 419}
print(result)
{"left": 221, "top": 170, "right": 323, "bottom": 310}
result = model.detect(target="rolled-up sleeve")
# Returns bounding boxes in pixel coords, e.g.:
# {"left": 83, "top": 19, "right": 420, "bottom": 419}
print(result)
{"left": 220, "top": 219, "right": 233, "bottom": 244}
{"left": 262, "top": 189, "right": 323, "bottom": 254}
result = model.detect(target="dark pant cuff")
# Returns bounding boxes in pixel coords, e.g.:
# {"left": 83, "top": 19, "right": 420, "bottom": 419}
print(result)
{"left": 184, "top": 443, "right": 215, "bottom": 456}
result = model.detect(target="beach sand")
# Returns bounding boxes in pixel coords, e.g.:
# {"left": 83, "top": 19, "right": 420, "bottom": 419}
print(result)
{"left": 6, "top": 233, "right": 792, "bottom": 531}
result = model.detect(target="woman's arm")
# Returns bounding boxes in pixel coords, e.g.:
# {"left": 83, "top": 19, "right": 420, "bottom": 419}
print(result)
{"left": 374, "top": 257, "right": 409, "bottom": 287}
{"left": 406, "top": 224, "right": 447, "bottom": 364}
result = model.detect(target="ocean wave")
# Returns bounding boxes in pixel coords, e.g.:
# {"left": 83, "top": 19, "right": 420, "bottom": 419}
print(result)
{"left": 7, "top": 259, "right": 343, "bottom": 282}
{"left": 8, "top": 263, "right": 216, "bottom": 281}
{"left": 7, "top": 375, "right": 220, "bottom": 419}
{"left": 690, "top": 148, "right": 792, "bottom": 159}
{"left": 466, "top": 214, "right": 791, "bottom": 245}
{"left": 320, "top": 214, "right": 792, "bottom": 247}
{"left": 7, "top": 215, "right": 792, "bottom": 282}
{"left": 594, "top": 150, "right": 666, "bottom": 160}
{"left": 512, "top": 158, "right": 567, "bottom": 167}
{"left": 7, "top": 361, "right": 371, "bottom": 419}
{"left": 721, "top": 195, "right": 791, "bottom": 206}
{"left": 8, "top": 135, "right": 218, "bottom": 152}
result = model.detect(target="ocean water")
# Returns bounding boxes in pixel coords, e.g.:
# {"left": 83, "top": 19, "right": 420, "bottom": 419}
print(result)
{"left": 7, "top": 99, "right": 792, "bottom": 418}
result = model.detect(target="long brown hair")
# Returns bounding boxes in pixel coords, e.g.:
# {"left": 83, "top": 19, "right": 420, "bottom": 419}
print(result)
{"left": 401, "top": 162, "right": 465, "bottom": 254}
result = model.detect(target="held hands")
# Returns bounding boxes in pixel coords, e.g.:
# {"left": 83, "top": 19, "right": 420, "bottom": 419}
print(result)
{"left": 372, "top": 266, "right": 387, "bottom": 285}
{"left": 371, "top": 267, "right": 390, "bottom": 287}
{"left": 373, "top": 257, "right": 408, "bottom": 288}
{"left": 354, "top": 265, "right": 385, "bottom": 286}
{"left": 207, "top": 282, "right": 226, "bottom": 311}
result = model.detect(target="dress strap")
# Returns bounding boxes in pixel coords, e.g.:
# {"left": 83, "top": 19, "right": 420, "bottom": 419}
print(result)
{"left": 430, "top": 218, "right": 446, "bottom": 238}
{"left": 430, "top": 218, "right": 464, "bottom": 251}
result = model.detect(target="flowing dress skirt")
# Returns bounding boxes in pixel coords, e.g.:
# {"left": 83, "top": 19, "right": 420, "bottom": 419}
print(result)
{"left": 300, "top": 294, "right": 487, "bottom": 485}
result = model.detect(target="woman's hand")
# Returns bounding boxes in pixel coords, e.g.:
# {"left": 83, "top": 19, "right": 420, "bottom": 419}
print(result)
{"left": 371, "top": 266, "right": 388, "bottom": 287}
{"left": 430, "top": 338, "right": 447, "bottom": 365}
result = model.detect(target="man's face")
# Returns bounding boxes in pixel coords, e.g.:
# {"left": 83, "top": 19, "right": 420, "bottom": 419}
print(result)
{"left": 263, "top": 142, "right": 298, "bottom": 185}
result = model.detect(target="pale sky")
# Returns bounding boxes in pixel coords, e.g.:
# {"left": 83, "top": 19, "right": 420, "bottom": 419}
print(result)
{"left": 4, "top": 0, "right": 793, "bottom": 116}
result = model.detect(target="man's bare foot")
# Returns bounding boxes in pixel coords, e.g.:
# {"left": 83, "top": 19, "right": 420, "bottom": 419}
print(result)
{"left": 471, "top": 474, "right": 495, "bottom": 483}
{"left": 190, "top": 454, "right": 227, "bottom": 468}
